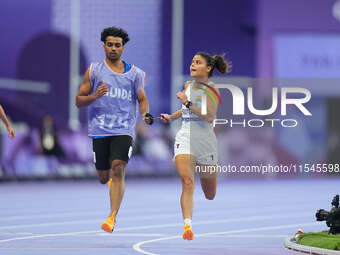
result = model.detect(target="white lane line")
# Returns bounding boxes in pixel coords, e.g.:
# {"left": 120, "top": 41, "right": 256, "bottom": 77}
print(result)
{"left": 211, "top": 234, "right": 289, "bottom": 238}
{"left": 0, "top": 230, "right": 100, "bottom": 244}
{"left": 0, "top": 212, "right": 315, "bottom": 243}
{"left": 0, "top": 211, "right": 310, "bottom": 230}
{"left": 0, "top": 232, "right": 33, "bottom": 236}
{"left": 0, "top": 248, "right": 102, "bottom": 250}
{"left": 132, "top": 222, "right": 322, "bottom": 255}
{"left": 95, "top": 233, "right": 165, "bottom": 237}
{"left": 0, "top": 211, "right": 104, "bottom": 222}
{"left": 0, "top": 212, "right": 179, "bottom": 230}
{"left": 0, "top": 211, "right": 180, "bottom": 230}
{"left": 0, "top": 219, "right": 100, "bottom": 230}
{"left": 0, "top": 232, "right": 165, "bottom": 245}
{"left": 0, "top": 207, "right": 178, "bottom": 222}
{"left": 0, "top": 202, "right": 316, "bottom": 222}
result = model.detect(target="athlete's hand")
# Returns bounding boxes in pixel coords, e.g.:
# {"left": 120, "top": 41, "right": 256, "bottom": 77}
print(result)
{"left": 160, "top": 114, "right": 172, "bottom": 124}
{"left": 176, "top": 91, "right": 187, "bottom": 104}
{"left": 143, "top": 113, "right": 154, "bottom": 125}
{"left": 93, "top": 81, "right": 108, "bottom": 99}
{"left": 7, "top": 125, "right": 15, "bottom": 139}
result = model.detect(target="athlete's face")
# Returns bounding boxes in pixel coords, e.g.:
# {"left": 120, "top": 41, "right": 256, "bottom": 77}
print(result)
{"left": 104, "top": 36, "right": 124, "bottom": 61}
{"left": 190, "top": 55, "right": 211, "bottom": 79}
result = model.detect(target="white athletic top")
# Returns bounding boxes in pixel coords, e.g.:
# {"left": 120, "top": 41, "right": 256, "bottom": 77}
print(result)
{"left": 175, "top": 81, "right": 218, "bottom": 164}
{"left": 180, "top": 81, "right": 215, "bottom": 134}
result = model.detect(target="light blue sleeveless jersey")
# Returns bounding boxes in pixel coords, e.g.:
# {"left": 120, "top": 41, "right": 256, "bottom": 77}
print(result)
{"left": 88, "top": 60, "right": 145, "bottom": 139}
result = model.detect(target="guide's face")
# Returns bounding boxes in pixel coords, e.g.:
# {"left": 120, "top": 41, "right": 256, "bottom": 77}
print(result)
{"left": 104, "top": 36, "right": 124, "bottom": 61}
{"left": 190, "top": 55, "right": 211, "bottom": 78}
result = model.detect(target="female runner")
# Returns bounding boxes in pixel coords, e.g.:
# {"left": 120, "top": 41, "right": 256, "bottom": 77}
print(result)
{"left": 161, "top": 52, "right": 230, "bottom": 240}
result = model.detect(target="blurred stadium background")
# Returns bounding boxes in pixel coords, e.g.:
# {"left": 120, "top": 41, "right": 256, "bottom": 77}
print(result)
{"left": 1, "top": 0, "right": 340, "bottom": 180}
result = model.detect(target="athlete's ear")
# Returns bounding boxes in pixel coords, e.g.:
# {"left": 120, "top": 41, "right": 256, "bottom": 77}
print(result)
{"left": 207, "top": 66, "right": 212, "bottom": 73}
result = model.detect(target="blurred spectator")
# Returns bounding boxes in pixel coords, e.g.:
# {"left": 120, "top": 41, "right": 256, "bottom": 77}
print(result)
{"left": 144, "top": 125, "right": 172, "bottom": 162}
{"left": 133, "top": 121, "right": 148, "bottom": 156}
{"left": 128, "top": 121, "right": 174, "bottom": 174}
{"left": 38, "top": 115, "right": 65, "bottom": 158}
{"left": 216, "top": 127, "right": 279, "bottom": 178}
{"left": 0, "top": 104, "right": 15, "bottom": 139}
{"left": 134, "top": 121, "right": 173, "bottom": 162}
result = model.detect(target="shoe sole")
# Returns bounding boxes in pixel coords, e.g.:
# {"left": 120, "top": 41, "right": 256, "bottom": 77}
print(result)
{"left": 183, "top": 229, "right": 194, "bottom": 240}
{"left": 101, "top": 222, "right": 114, "bottom": 233}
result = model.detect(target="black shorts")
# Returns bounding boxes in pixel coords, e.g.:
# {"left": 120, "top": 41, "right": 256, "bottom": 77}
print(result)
{"left": 92, "top": 135, "right": 133, "bottom": 170}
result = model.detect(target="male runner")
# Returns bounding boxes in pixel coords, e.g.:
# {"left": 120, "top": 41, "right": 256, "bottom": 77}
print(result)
{"left": 76, "top": 26, "right": 152, "bottom": 233}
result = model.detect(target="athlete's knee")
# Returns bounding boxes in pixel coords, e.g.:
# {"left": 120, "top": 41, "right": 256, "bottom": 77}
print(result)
{"left": 181, "top": 176, "right": 194, "bottom": 189}
{"left": 111, "top": 163, "right": 126, "bottom": 179}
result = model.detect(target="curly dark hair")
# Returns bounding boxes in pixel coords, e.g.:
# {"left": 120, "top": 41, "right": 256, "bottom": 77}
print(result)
{"left": 101, "top": 27, "right": 130, "bottom": 45}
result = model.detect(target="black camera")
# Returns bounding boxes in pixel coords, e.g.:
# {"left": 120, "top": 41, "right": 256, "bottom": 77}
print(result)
{"left": 316, "top": 195, "right": 340, "bottom": 234}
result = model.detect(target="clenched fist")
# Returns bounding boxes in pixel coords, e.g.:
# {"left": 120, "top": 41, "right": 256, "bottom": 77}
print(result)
{"left": 7, "top": 125, "right": 15, "bottom": 139}
{"left": 160, "top": 114, "right": 172, "bottom": 124}
{"left": 176, "top": 91, "right": 188, "bottom": 104}
{"left": 94, "top": 81, "right": 108, "bottom": 99}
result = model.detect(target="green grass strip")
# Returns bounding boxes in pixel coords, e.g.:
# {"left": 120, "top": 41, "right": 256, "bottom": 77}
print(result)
{"left": 297, "top": 231, "right": 340, "bottom": 250}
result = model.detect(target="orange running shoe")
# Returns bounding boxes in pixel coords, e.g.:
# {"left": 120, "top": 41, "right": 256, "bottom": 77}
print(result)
{"left": 107, "top": 178, "right": 112, "bottom": 188}
{"left": 101, "top": 216, "right": 115, "bottom": 233}
{"left": 182, "top": 225, "right": 194, "bottom": 240}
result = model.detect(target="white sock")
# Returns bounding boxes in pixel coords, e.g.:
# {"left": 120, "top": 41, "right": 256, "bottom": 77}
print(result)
{"left": 184, "top": 218, "right": 192, "bottom": 226}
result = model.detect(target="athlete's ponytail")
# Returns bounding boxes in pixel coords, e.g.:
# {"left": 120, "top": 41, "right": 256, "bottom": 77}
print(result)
{"left": 196, "top": 52, "right": 232, "bottom": 77}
